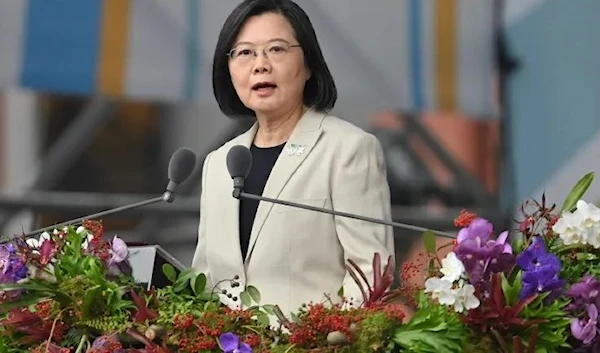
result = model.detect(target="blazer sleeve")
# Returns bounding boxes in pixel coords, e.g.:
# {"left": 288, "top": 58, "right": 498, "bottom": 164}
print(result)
{"left": 331, "top": 133, "right": 395, "bottom": 306}
{"left": 191, "top": 151, "right": 214, "bottom": 285}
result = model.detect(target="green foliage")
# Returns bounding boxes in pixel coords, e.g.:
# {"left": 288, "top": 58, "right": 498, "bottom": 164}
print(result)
{"left": 554, "top": 245, "right": 600, "bottom": 284}
{"left": 520, "top": 293, "right": 571, "bottom": 352}
{"left": 0, "top": 334, "right": 22, "bottom": 353}
{"left": 78, "top": 313, "right": 131, "bottom": 333}
{"left": 501, "top": 271, "right": 522, "bottom": 307}
{"left": 156, "top": 264, "right": 221, "bottom": 323}
{"left": 390, "top": 293, "right": 469, "bottom": 353}
{"left": 0, "top": 226, "right": 137, "bottom": 319}
{"left": 496, "top": 271, "right": 571, "bottom": 351}
{"left": 423, "top": 230, "right": 437, "bottom": 254}
{"left": 560, "top": 172, "right": 594, "bottom": 212}
{"left": 354, "top": 312, "right": 398, "bottom": 352}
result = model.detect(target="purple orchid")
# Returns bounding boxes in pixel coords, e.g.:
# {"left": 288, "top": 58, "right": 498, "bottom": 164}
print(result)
{"left": 91, "top": 335, "right": 127, "bottom": 353}
{"left": 571, "top": 304, "right": 599, "bottom": 345}
{"left": 219, "top": 332, "right": 252, "bottom": 353}
{"left": 0, "top": 244, "right": 28, "bottom": 301}
{"left": 520, "top": 265, "right": 565, "bottom": 300}
{"left": 568, "top": 275, "right": 600, "bottom": 310}
{"left": 454, "top": 218, "right": 515, "bottom": 285}
{"left": 108, "top": 236, "right": 128, "bottom": 266}
{"left": 0, "top": 244, "right": 27, "bottom": 283}
{"left": 516, "top": 236, "right": 564, "bottom": 301}
{"left": 0, "top": 246, "right": 10, "bottom": 274}
{"left": 516, "top": 236, "right": 560, "bottom": 272}
{"left": 106, "top": 236, "right": 130, "bottom": 276}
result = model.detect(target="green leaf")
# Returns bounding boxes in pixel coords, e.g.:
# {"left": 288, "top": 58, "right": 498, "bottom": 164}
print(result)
{"left": 172, "top": 268, "right": 196, "bottom": 293}
{"left": 500, "top": 271, "right": 522, "bottom": 306}
{"left": 291, "top": 312, "right": 301, "bottom": 323}
{"left": 162, "top": 264, "right": 177, "bottom": 283}
{"left": 511, "top": 235, "right": 524, "bottom": 255}
{"left": 177, "top": 268, "right": 196, "bottom": 283}
{"left": 81, "top": 285, "right": 102, "bottom": 317}
{"left": 428, "top": 258, "right": 436, "bottom": 274}
{"left": 337, "top": 286, "right": 344, "bottom": 299}
{"left": 246, "top": 285, "right": 261, "bottom": 304}
{"left": 262, "top": 304, "right": 276, "bottom": 315}
{"left": 191, "top": 273, "right": 207, "bottom": 296}
{"left": 240, "top": 291, "right": 252, "bottom": 307}
{"left": 198, "top": 292, "right": 220, "bottom": 302}
{"left": 254, "top": 310, "right": 270, "bottom": 326}
{"left": 561, "top": 172, "right": 594, "bottom": 212}
{"left": 173, "top": 278, "right": 189, "bottom": 293}
{"left": 423, "top": 230, "right": 437, "bottom": 254}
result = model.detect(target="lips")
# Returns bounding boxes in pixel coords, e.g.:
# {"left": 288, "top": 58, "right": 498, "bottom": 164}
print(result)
{"left": 252, "top": 82, "right": 277, "bottom": 90}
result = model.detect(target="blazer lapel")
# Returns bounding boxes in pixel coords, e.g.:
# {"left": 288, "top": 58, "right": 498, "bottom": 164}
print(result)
{"left": 244, "top": 110, "right": 325, "bottom": 263}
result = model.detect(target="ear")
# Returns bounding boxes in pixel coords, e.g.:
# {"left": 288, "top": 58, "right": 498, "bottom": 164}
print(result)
{"left": 306, "top": 69, "right": 312, "bottom": 82}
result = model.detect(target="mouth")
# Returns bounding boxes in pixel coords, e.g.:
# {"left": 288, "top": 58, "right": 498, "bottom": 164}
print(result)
{"left": 252, "top": 82, "right": 277, "bottom": 91}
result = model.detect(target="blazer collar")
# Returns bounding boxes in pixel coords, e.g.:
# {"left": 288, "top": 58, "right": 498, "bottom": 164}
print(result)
{"left": 234, "top": 108, "right": 325, "bottom": 148}
{"left": 234, "top": 109, "right": 326, "bottom": 263}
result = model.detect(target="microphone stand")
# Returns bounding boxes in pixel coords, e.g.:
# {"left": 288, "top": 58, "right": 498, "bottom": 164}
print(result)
{"left": 235, "top": 190, "right": 456, "bottom": 239}
{"left": 10, "top": 191, "right": 174, "bottom": 240}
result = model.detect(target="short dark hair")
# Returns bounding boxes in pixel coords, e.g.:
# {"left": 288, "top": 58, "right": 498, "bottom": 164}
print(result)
{"left": 212, "top": 0, "right": 337, "bottom": 118}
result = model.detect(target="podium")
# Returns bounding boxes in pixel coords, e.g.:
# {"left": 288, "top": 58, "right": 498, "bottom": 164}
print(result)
{"left": 127, "top": 245, "right": 186, "bottom": 290}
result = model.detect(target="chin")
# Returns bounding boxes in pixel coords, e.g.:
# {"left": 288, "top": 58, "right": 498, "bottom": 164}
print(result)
{"left": 248, "top": 101, "right": 281, "bottom": 115}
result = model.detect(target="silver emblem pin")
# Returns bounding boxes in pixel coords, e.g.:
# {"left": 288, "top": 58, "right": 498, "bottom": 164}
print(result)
{"left": 285, "top": 143, "right": 305, "bottom": 156}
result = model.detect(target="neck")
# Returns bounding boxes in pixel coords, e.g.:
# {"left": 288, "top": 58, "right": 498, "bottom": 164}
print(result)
{"left": 254, "top": 105, "right": 305, "bottom": 147}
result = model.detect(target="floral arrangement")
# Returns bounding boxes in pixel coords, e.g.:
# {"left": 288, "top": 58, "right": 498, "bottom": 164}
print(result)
{"left": 0, "top": 220, "right": 408, "bottom": 353}
{"left": 418, "top": 171, "right": 600, "bottom": 352}
{"left": 1, "top": 172, "right": 600, "bottom": 352}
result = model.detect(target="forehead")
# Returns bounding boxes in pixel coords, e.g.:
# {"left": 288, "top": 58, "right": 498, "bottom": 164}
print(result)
{"left": 235, "top": 12, "right": 296, "bottom": 45}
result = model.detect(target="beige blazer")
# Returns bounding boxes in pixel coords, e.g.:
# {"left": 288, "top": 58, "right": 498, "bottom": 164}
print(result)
{"left": 191, "top": 109, "right": 395, "bottom": 317}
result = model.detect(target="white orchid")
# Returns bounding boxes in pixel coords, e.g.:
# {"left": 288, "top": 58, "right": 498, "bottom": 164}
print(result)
{"left": 553, "top": 200, "right": 600, "bottom": 248}
{"left": 553, "top": 212, "right": 586, "bottom": 245}
{"left": 452, "top": 281, "right": 480, "bottom": 313}
{"left": 423, "top": 252, "right": 480, "bottom": 313}
{"left": 26, "top": 231, "right": 51, "bottom": 250}
{"left": 424, "top": 277, "right": 455, "bottom": 306}
{"left": 440, "top": 252, "right": 465, "bottom": 282}
{"left": 77, "top": 226, "right": 95, "bottom": 249}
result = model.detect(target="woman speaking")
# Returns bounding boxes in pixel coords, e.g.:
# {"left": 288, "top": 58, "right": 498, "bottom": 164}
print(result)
{"left": 192, "top": 0, "right": 395, "bottom": 318}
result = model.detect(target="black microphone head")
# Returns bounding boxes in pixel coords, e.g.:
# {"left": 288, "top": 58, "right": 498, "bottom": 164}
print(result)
{"left": 226, "top": 145, "right": 252, "bottom": 179}
{"left": 168, "top": 147, "right": 197, "bottom": 184}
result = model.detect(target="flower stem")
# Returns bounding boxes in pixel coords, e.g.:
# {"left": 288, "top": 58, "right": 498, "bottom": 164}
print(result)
{"left": 75, "top": 334, "right": 88, "bottom": 353}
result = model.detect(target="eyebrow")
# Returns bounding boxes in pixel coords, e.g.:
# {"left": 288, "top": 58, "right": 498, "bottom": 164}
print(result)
{"left": 233, "top": 37, "right": 292, "bottom": 47}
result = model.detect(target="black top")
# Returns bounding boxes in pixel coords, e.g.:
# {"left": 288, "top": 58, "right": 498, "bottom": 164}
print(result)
{"left": 239, "top": 143, "right": 285, "bottom": 259}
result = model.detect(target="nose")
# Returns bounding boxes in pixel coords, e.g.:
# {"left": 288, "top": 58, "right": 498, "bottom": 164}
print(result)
{"left": 252, "top": 51, "right": 271, "bottom": 74}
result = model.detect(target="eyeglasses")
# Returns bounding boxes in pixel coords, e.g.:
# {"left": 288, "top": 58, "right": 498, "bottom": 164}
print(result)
{"left": 227, "top": 42, "right": 302, "bottom": 65}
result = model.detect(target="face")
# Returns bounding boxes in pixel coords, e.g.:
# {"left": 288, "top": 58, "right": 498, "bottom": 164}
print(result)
{"left": 228, "top": 12, "right": 310, "bottom": 118}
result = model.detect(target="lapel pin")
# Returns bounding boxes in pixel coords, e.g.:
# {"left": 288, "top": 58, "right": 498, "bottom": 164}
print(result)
{"left": 285, "top": 143, "right": 306, "bottom": 156}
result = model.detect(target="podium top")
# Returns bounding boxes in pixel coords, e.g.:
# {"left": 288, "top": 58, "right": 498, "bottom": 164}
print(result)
{"left": 128, "top": 244, "right": 186, "bottom": 271}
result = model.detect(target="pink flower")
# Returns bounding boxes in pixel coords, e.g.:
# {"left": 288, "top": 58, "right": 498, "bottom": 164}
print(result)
{"left": 108, "top": 236, "right": 128, "bottom": 266}
{"left": 571, "top": 304, "right": 599, "bottom": 345}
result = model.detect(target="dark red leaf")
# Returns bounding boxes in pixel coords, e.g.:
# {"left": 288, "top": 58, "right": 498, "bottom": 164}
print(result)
{"left": 129, "top": 290, "right": 158, "bottom": 323}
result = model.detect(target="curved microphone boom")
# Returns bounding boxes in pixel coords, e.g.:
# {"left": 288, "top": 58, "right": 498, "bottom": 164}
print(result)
{"left": 225, "top": 145, "right": 456, "bottom": 239}
{"left": 18, "top": 147, "right": 197, "bottom": 238}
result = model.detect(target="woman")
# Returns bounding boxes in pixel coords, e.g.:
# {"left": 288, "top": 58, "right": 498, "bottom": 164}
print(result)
{"left": 192, "top": 0, "right": 395, "bottom": 319}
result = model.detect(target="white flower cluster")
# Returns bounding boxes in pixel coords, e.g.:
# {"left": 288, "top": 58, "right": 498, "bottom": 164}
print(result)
{"left": 26, "top": 226, "right": 94, "bottom": 250}
{"left": 423, "top": 252, "right": 480, "bottom": 313}
{"left": 553, "top": 200, "right": 600, "bottom": 248}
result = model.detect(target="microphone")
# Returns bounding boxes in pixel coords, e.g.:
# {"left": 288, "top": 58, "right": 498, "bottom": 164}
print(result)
{"left": 225, "top": 145, "right": 456, "bottom": 239}
{"left": 227, "top": 145, "right": 253, "bottom": 198}
{"left": 19, "top": 147, "right": 197, "bottom": 238}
